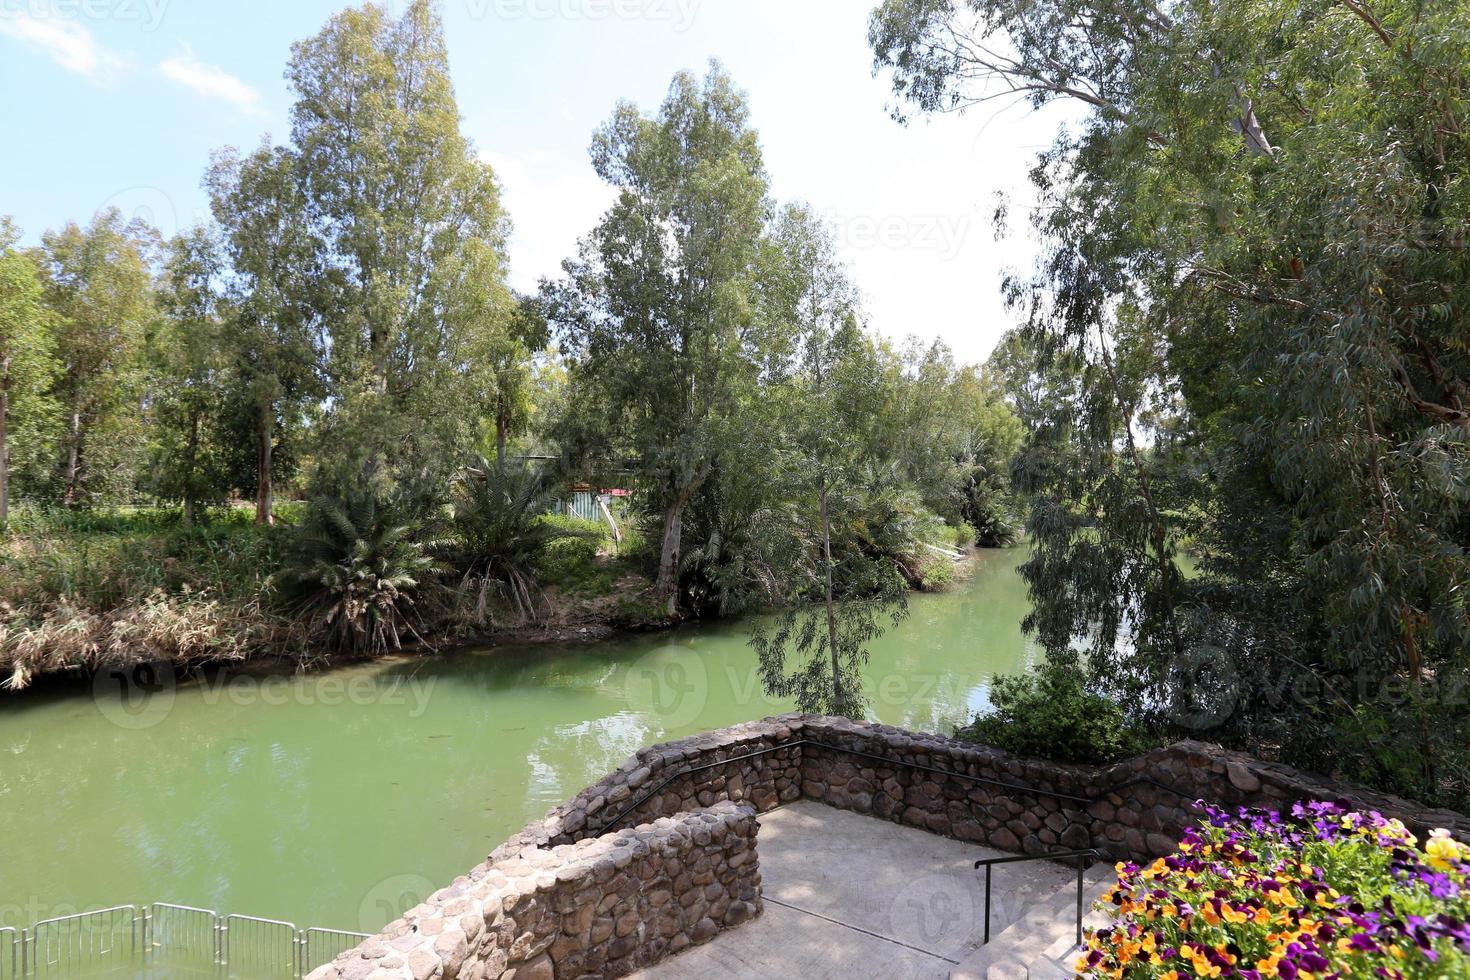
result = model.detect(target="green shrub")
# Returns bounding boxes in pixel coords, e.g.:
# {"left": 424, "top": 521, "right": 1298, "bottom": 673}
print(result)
{"left": 958, "top": 659, "right": 1152, "bottom": 764}
{"left": 272, "top": 491, "right": 441, "bottom": 655}
{"left": 915, "top": 553, "right": 956, "bottom": 590}
{"left": 532, "top": 515, "right": 606, "bottom": 588}
{"left": 444, "top": 461, "right": 599, "bottom": 625}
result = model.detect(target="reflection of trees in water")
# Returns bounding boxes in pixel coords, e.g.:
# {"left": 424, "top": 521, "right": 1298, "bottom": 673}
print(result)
{"left": 523, "top": 713, "right": 654, "bottom": 814}
{"left": 1, "top": 561, "right": 1050, "bottom": 930}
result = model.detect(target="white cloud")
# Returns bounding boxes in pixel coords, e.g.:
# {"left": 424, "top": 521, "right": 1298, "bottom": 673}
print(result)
{"left": 158, "top": 45, "right": 262, "bottom": 115}
{"left": 0, "top": 14, "right": 127, "bottom": 81}
{"left": 481, "top": 149, "right": 617, "bottom": 294}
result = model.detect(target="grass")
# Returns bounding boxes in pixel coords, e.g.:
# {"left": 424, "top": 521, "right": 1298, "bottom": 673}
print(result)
{"left": 0, "top": 504, "right": 299, "bottom": 688}
{"left": 0, "top": 503, "right": 652, "bottom": 686}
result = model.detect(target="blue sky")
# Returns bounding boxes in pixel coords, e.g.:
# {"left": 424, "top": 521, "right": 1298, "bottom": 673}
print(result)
{"left": 0, "top": 0, "right": 1070, "bottom": 364}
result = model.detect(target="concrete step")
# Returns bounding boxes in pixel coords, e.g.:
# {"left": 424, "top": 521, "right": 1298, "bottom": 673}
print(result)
{"left": 948, "top": 862, "right": 1115, "bottom": 980}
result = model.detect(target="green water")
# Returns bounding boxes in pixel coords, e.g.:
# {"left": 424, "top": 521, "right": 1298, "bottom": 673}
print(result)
{"left": 0, "top": 549, "right": 1039, "bottom": 936}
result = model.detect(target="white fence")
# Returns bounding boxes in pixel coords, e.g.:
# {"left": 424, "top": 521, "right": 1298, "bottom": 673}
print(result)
{"left": 1, "top": 904, "right": 368, "bottom": 979}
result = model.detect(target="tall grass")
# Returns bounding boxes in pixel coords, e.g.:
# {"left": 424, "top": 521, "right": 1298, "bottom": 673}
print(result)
{"left": 0, "top": 505, "right": 299, "bottom": 688}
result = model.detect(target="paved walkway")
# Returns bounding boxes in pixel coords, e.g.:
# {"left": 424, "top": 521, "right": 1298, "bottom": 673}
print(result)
{"left": 630, "top": 802, "right": 1075, "bottom": 980}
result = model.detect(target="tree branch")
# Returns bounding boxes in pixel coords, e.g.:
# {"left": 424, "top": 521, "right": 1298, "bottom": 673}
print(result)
{"left": 1337, "top": 0, "right": 1396, "bottom": 49}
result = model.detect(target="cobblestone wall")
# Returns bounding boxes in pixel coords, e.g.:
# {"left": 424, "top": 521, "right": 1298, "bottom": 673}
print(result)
{"left": 505, "top": 713, "right": 1463, "bottom": 866}
{"left": 306, "top": 802, "right": 760, "bottom": 980}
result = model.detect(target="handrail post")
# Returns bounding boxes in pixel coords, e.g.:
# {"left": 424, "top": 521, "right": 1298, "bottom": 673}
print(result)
{"left": 1076, "top": 855, "right": 1085, "bottom": 948}
{"left": 983, "top": 863, "right": 992, "bottom": 945}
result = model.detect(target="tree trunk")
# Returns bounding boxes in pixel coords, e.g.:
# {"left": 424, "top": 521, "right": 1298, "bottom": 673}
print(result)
{"left": 655, "top": 500, "right": 685, "bottom": 618}
{"left": 255, "top": 401, "right": 274, "bottom": 527}
{"left": 653, "top": 464, "right": 715, "bottom": 618}
{"left": 0, "top": 357, "right": 9, "bottom": 530}
{"left": 496, "top": 411, "right": 509, "bottom": 470}
{"left": 182, "top": 408, "right": 200, "bottom": 527}
{"left": 63, "top": 409, "right": 82, "bottom": 508}
{"left": 819, "top": 475, "right": 842, "bottom": 710}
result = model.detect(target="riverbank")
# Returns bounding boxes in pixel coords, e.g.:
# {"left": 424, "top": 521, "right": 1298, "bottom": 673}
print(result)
{"left": 0, "top": 553, "right": 1032, "bottom": 933}
{"left": 0, "top": 505, "right": 970, "bottom": 690}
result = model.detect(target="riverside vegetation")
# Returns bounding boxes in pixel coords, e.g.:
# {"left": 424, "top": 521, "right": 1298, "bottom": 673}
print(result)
{"left": 0, "top": 3, "right": 1021, "bottom": 699}
{"left": 4, "top": 0, "right": 1469, "bottom": 820}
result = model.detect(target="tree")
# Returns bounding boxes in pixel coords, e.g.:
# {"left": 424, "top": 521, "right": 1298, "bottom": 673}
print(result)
{"left": 284, "top": 0, "right": 514, "bottom": 495}
{"left": 750, "top": 205, "right": 911, "bottom": 718}
{"left": 40, "top": 210, "right": 156, "bottom": 507}
{"left": 150, "top": 227, "right": 228, "bottom": 525}
{"left": 0, "top": 219, "right": 57, "bottom": 528}
{"left": 208, "top": 145, "right": 325, "bottom": 526}
{"left": 546, "top": 63, "right": 772, "bottom": 616}
{"left": 480, "top": 295, "right": 547, "bottom": 468}
{"left": 872, "top": 0, "right": 1470, "bottom": 804}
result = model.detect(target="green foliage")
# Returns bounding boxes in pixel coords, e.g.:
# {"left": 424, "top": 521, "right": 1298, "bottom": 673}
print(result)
{"left": 273, "top": 491, "right": 440, "bottom": 656}
{"left": 39, "top": 210, "right": 157, "bottom": 507}
{"left": 286, "top": 0, "right": 517, "bottom": 495}
{"left": 545, "top": 63, "right": 773, "bottom": 615}
{"left": 874, "top": 0, "right": 1470, "bottom": 806}
{"left": 444, "top": 461, "right": 599, "bottom": 625}
{"left": 0, "top": 218, "right": 58, "bottom": 528}
{"left": 532, "top": 514, "right": 609, "bottom": 593}
{"left": 959, "top": 660, "right": 1151, "bottom": 765}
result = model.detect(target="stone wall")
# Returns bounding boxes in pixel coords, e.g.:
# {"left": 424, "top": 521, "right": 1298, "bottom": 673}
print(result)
{"left": 792, "top": 715, "right": 1467, "bottom": 862}
{"left": 500, "top": 713, "right": 1464, "bottom": 866}
{"left": 314, "top": 713, "right": 1466, "bottom": 979}
{"left": 306, "top": 801, "right": 760, "bottom": 980}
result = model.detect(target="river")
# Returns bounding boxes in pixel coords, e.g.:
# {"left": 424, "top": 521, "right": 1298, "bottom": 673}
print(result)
{"left": 0, "top": 548, "right": 1040, "bottom": 936}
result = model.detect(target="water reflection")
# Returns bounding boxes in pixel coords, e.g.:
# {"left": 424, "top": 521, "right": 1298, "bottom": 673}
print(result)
{"left": 0, "top": 548, "right": 1038, "bottom": 931}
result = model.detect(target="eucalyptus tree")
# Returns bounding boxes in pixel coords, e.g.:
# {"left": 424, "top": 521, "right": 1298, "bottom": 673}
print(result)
{"left": 546, "top": 64, "right": 772, "bottom": 616}
{"left": 39, "top": 210, "right": 157, "bottom": 507}
{"left": 149, "top": 227, "right": 230, "bottom": 525}
{"left": 0, "top": 219, "right": 56, "bottom": 528}
{"left": 208, "top": 145, "right": 325, "bottom": 525}
{"left": 749, "top": 204, "right": 911, "bottom": 717}
{"left": 872, "top": 0, "right": 1470, "bottom": 802}
{"left": 284, "top": 0, "right": 515, "bottom": 494}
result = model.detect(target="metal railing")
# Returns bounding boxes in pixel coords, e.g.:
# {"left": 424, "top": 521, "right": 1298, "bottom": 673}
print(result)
{"left": 1, "top": 904, "right": 370, "bottom": 979}
{"left": 974, "top": 849, "right": 1100, "bottom": 948}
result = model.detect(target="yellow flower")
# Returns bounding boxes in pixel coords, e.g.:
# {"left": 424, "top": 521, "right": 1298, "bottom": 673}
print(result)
{"left": 1265, "top": 887, "right": 1300, "bottom": 908}
{"left": 1427, "top": 829, "right": 1465, "bottom": 871}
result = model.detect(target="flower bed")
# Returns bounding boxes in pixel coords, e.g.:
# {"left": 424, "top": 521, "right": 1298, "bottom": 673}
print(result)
{"left": 1081, "top": 801, "right": 1470, "bottom": 979}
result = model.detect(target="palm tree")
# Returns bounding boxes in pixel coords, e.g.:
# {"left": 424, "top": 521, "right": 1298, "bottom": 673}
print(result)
{"left": 447, "top": 458, "right": 598, "bottom": 625}
{"left": 274, "top": 491, "right": 440, "bottom": 655}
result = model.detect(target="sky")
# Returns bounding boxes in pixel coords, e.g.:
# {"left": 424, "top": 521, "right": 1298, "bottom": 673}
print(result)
{"left": 0, "top": 0, "right": 1072, "bottom": 365}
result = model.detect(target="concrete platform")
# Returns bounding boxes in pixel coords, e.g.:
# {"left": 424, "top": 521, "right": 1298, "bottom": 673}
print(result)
{"left": 630, "top": 801, "right": 1076, "bottom": 980}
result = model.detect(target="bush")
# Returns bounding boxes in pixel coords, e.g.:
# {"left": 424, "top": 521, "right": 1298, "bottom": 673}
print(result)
{"left": 444, "top": 461, "right": 599, "bottom": 625}
{"left": 532, "top": 514, "right": 606, "bottom": 588}
{"left": 958, "top": 659, "right": 1150, "bottom": 764}
{"left": 1082, "top": 801, "right": 1470, "bottom": 979}
{"left": 272, "top": 491, "right": 441, "bottom": 656}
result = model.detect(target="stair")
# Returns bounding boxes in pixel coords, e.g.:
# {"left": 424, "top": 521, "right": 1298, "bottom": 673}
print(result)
{"left": 948, "top": 862, "right": 1115, "bottom": 980}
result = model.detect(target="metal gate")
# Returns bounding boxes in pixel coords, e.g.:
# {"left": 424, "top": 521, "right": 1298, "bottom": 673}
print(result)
{"left": 2, "top": 904, "right": 369, "bottom": 979}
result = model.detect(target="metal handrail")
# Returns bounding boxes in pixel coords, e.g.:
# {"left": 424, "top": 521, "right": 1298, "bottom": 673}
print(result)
{"left": 595, "top": 737, "right": 1196, "bottom": 835}
{"left": 974, "top": 849, "right": 1100, "bottom": 947}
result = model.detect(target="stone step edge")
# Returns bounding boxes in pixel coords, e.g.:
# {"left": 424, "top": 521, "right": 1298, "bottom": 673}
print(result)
{"left": 948, "top": 863, "right": 1115, "bottom": 980}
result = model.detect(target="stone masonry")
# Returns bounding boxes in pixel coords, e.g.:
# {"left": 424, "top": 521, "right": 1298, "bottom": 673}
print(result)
{"left": 312, "top": 713, "right": 1466, "bottom": 979}
{"left": 307, "top": 802, "right": 760, "bottom": 980}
